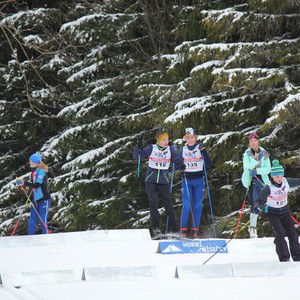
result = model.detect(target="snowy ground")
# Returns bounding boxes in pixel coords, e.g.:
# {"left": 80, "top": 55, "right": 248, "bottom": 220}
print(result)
{"left": 0, "top": 229, "right": 299, "bottom": 300}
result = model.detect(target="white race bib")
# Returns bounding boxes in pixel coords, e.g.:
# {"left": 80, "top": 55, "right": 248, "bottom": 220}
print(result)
{"left": 182, "top": 145, "right": 203, "bottom": 172}
{"left": 148, "top": 145, "right": 171, "bottom": 170}
{"left": 266, "top": 178, "right": 289, "bottom": 208}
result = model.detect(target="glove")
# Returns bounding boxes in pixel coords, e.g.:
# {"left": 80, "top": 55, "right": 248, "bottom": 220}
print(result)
{"left": 180, "top": 163, "right": 186, "bottom": 170}
{"left": 16, "top": 178, "right": 23, "bottom": 186}
{"left": 254, "top": 207, "right": 262, "bottom": 214}
{"left": 257, "top": 153, "right": 263, "bottom": 160}
{"left": 249, "top": 169, "right": 257, "bottom": 177}
{"left": 198, "top": 143, "right": 205, "bottom": 150}
{"left": 137, "top": 137, "right": 143, "bottom": 148}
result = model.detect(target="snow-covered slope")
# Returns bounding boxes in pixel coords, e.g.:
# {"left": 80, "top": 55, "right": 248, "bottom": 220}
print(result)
{"left": 0, "top": 229, "right": 299, "bottom": 300}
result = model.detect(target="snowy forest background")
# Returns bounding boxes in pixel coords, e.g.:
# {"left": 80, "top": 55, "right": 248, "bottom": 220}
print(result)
{"left": 1, "top": 0, "right": 300, "bottom": 237}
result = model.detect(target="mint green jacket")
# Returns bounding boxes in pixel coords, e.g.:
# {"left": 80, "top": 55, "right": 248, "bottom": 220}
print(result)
{"left": 241, "top": 146, "right": 271, "bottom": 188}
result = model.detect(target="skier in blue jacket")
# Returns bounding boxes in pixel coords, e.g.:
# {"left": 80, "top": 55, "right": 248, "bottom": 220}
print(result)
{"left": 241, "top": 133, "right": 271, "bottom": 238}
{"left": 254, "top": 160, "right": 300, "bottom": 261}
{"left": 179, "top": 128, "right": 212, "bottom": 238}
{"left": 16, "top": 153, "right": 51, "bottom": 234}
{"left": 133, "top": 131, "right": 185, "bottom": 236}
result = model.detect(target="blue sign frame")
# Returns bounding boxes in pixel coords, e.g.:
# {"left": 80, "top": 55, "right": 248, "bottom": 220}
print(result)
{"left": 158, "top": 239, "right": 228, "bottom": 255}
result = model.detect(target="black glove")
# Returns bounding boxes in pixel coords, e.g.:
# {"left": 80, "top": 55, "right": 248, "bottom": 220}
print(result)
{"left": 249, "top": 169, "right": 257, "bottom": 177}
{"left": 198, "top": 143, "right": 205, "bottom": 150}
{"left": 254, "top": 206, "right": 262, "bottom": 214}
{"left": 137, "top": 137, "right": 143, "bottom": 148}
{"left": 180, "top": 163, "right": 186, "bottom": 170}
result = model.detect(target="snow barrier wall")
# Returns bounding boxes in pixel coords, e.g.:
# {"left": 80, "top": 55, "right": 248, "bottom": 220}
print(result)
{"left": 0, "top": 228, "right": 151, "bottom": 248}
{"left": 0, "top": 229, "right": 153, "bottom": 287}
{"left": 1, "top": 230, "right": 299, "bottom": 288}
{"left": 2, "top": 262, "right": 300, "bottom": 287}
{"left": 175, "top": 262, "right": 300, "bottom": 279}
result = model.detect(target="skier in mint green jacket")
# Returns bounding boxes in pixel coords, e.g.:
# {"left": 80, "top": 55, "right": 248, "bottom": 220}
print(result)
{"left": 241, "top": 133, "right": 271, "bottom": 238}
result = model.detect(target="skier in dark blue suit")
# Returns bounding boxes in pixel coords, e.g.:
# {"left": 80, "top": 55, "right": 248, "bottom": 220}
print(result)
{"left": 17, "top": 153, "right": 51, "bottom": 234}
{"left": 178, "top": 128, "right": 212, "bottom": 238}
{"left": 133, "top": 131, "right": 185, "bottom": 236}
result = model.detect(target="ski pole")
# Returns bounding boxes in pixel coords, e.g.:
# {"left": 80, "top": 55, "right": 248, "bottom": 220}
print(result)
{"left": 136, "top": 135, "right": 143, "bottom": 178}
{"left": 11, "top": 178, "right": 33, "bottom": 236}
{"left": 202, "top": 187, "right": 252, "bottom": 265}
{"left": 291, "top": 215, "right": 300, "bottom": 227}
{"left": 19, "top": 185, "right": 51, "bottom": 234}
{"left": 203, "top": 157, "right": 217, "bottom": 238}
{"left": 255, "top": 175, "right": 265, "bottom": 187}
{"left": 233, "top": 186, "right": 250, "bottom": 238}
{"left": 137, "top": 153, "right": 141, "bottom": 178}
{"left": 11, "top": 197, "right": 31, "bottom": 236}
{"left": 202, "top": 218, "right": 251, "bottom": 265}
{"left": 165, "top": 162, "right": 175, "bottom": 233}
{"left": 170, "top": 163, "right": 175, "bottom": 194}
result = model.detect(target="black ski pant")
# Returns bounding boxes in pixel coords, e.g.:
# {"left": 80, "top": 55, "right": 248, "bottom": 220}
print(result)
{"left": 267, "top": 212, "right": 300, "bottom": 261}
{"left": 145, "top": 182, "right": 178, "bottom": 232}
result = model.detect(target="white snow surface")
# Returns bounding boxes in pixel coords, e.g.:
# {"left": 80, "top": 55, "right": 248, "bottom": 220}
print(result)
{"left": 0, "top": 229, "right": 299, "bottom": 300}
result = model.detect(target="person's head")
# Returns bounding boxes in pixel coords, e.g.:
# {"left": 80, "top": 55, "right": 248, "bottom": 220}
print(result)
{"left": 271, "top": 159, "right": 284, "bottom": 184}
{"left": 29, "top": 153, "right": 42, "bottom": 168}
{"left": 156, "top": 131, "right": 169, "bottom": 148}
{"left": 29, "top": 153, "right": 48, "bottom": 172}
{"left": 184, "top": 127, "right": 197, "bottom": 146}
{"left": 248, "top": 133, "right": 260, "bottom": 151}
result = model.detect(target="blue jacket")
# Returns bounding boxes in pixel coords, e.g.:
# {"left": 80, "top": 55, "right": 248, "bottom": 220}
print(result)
{"left": 133, "top": 144, "right": 184, "bottom": 184}
{"left": 24, "top": 168, "right": 51, "bottom": 201}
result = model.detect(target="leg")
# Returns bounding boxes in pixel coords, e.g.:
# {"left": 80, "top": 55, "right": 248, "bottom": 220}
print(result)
{"left": 249, "top": 177, "right": 263, "bottom": 213}
{"left": 282, "top": 214, "right": 300, "bottom": 261}
{"left": 180, "top": 179, "right": 191, "bottom": 230}
{"left": 28, "top": 202, "right": 38, "bottom": 235}
{"left": 38, "top": 199, "right": 50, "bottom": 234}
{"left": 158, "top": 184, "right": 178, "bottom": 232}
{"left": 192, "top": 177, "right": 204, "bottom": 229}
{"left": 145, "top": 182, "right": 161, "bottom": 230}
{"left": 268, "top": 214, "right": 290, "bottom": 261}
{"left": 248, "top": 178, "right": 262, "bottom": 237}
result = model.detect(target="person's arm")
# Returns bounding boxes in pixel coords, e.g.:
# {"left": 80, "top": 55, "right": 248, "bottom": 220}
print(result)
{"left": 170, "top": 145, "right": 185, "bottom": 170}
{"left": 24, "top": 181, "right": 41, "bottom": 189}
{"left": 24, "top": 169, "right": 45, "bottom": 189}
{"left": 200, "top": 146, "right": 213, "bottom": 170}
{"left": 178, "top": 147, "right": 183, "bottom": 158}
{"left": 133, "top": 145, "right": 152, "bottom": 160}
{"left": 243, "top": 151, "right": 259, "bottom": 171}
{"left": 286, "top": 178, "right": 300, "bottom": 188}
{"left": 256, "top": 157, "right": 271, "bottom": 175}
{"left": 254, "top": 185, "right": 271, "bottom": 212}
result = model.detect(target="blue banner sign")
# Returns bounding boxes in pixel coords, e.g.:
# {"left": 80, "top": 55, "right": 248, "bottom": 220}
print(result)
{"left": 158, "top": 239, "right": 228, "bottom": 255}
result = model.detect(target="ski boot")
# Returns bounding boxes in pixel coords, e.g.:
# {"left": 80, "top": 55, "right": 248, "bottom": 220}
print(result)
{"left": 192, "top": 227, "right": 199, "bottom": 239}
{"left": 248, "top": 226, "right": 258, "bottom": 238}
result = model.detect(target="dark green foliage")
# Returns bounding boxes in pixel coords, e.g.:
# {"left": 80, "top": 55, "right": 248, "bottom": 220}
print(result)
{"left": 0, "top": 0, "right": 300, "bottom": 238}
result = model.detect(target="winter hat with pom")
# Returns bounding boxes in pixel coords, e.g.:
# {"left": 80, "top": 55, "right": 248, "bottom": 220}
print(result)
{"left": 30, "top": 153, "right": 42, "bottom": 165}
{"left": 271, "top": 159, "right": 284, "bottom": 177}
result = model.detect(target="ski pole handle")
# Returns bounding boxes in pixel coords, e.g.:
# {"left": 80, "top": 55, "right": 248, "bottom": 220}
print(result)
{"left": 16, "top": 177, "right": 24, "bottom": 186}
